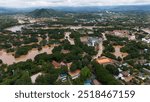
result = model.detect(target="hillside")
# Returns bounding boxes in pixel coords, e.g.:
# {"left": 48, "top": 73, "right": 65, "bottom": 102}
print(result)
{"left": 28, "top": 8, "right": 65, "bottom": 18}
{"left": 0, "top": 5, "right": 150, "bottom": 15}
{"left": 111, "top": 5, "right": 150, "bottom": 12}
{"left": 0, "top": 7, "right": 16, "bottom": 13}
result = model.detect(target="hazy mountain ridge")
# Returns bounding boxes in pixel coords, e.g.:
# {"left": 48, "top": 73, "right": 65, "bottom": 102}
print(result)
{"left": 27, "top": 8, "right": 65, "bottom": 18}
{"left": 111, "top": 5, "right": 150, "bottom": 12}
{"left": 53, "top": 5, "right": 150, "bottom": 12}
{"left": 0, "top": 7, "right": 35, "bottom": 14}
{"left": 0, "top": 5, "right": 150, "bottom": 14}
{"left": 0, "top": 7, "right": 15, "bottom": 13}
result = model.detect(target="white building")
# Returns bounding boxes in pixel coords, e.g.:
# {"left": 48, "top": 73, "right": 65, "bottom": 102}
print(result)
{"left": 142, "top": 38, "right": 150, "bottom": 43}
{"left": 87, "top": 37, "right": 101, "bottom": 46}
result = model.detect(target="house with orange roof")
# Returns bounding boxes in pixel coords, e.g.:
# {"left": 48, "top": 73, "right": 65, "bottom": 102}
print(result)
{"left": 68, "top": 70, "right": 81, "bottom": 80}
{"left": 52, "top": 60, "right": 72, "bottom": 69}
{"left": 52, "top": 60, "right": 61, "bottom": 69}
{"left": 96, "top": 57, "right": 113, "bottom": 64}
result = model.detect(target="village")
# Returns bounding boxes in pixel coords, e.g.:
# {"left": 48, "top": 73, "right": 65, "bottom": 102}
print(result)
{"left": 0, "top": 9, "right": 150, "bottom": 85}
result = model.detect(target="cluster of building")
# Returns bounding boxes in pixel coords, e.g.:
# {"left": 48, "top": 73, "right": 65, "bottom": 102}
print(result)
{"left": 116, "top": 63, "right": 133, "bottom": 83}
{"left": 51, "top": 60, "right": 80, "bottom": 82}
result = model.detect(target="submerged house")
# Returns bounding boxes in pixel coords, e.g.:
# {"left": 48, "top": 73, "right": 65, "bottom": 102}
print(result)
{"left": 52, "top": 60, "right": 61, "bottom": 69}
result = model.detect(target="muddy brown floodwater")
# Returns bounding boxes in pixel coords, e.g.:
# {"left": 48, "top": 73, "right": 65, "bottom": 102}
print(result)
{"left": 0, "top": 45, "right": 56, "bottom": 65}
{"left": 113, "top": 46, "right": 128, "bottom": 58}
{"left": 5, "top": 25, "right": 27, "bottom": 32}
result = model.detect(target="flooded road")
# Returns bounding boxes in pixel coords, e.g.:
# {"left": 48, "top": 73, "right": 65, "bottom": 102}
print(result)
{"left": 64, "top": 32, "right": 75, "bottom": 45}
{"left": 142, "top": 28, "right": 150, "bottom": 34}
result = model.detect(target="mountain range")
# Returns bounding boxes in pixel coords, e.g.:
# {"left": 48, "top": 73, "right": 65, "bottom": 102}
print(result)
{"left": 53, "top": 5, "right": 150, "bottom": 12}
{"left": 28, "top": 8, "right": 65, "bottom": 18}
{"left": 0, "top": 5, "right": 150, "bottom": 14}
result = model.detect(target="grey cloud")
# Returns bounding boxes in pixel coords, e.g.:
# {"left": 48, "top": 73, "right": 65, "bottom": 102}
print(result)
{"left": 0, "top": 0, "right": 150, "bottom": 8}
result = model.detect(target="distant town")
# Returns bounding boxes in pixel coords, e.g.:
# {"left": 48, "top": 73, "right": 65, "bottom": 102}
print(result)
{"left": 0, "top": 7, "right": 150, "bottom": 85}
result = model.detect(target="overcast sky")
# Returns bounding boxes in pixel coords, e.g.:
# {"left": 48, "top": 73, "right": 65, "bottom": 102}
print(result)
{"left": 0, "top": 0, "right": 150, "bottom": 8}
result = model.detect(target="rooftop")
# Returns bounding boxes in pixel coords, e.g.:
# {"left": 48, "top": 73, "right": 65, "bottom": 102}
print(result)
{"left": 52, "top": 60, "right": 61, "bottom": 69}
{"left": 96, "top": 57, "right": 113, "bottom": 64}
{"left": 69, "top": 70, "right": 80, "bottom": 77}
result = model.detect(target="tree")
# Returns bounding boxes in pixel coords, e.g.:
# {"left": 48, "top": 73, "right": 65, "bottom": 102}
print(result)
{"left": 117, "top": 56, "right": 122, "bottom": 61}
{"left": 105, "top": 64, "right": 119, "bottom": 76}
{"left": 62, "top": 40, "right": 72, "bottom": 50}
{"left": 35, "top": 73, "right": 58, "bottom": 85}
{"left": 39, "top": 39, "right": 47, "bottom": 46}
{"left": 103, "top": 52, "right": 116, "bottom": 60}
{"left": 82, "top": 58, "right": 90, "bottom": 67}
{"left": 92, "top": 61, "right": 121, "bottom": 85}
{"left": 83, "top": 45, "right": 97, "bottom": 56}
{"left": 70, "top": 63, "right": 77, "bottom": 72}
{"left": 71, "top": 46, "right": 83, "bottom": 55}
{"left": 80, "top": 67, "right": 92, "bottom": 81}
{"left": 52, "top": 52, "right": 64, "bottom": 62}
{"left": 42, "top": 63, "right": 54, "bottom": 73}
{"left": 34, "top": 53, "right": 53, "bottom": 63}
{"left": 15, "top": 71, "right": 32, "bottom": 85}
{"left": 35, "top": 74, "right": 50, "bottom": 85}
{"left": 60, "top": 66, "right": 68, "bottom": 74}
{"left": 52, "top": 46, "right": 62, "bottom": 53}
{"left": 104, "top": 44, "right": 115, "bottom": 53}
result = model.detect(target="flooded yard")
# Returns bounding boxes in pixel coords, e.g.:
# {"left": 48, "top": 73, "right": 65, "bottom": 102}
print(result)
{"left": 113, "top": 46, "right": 128, "bottom": 59}
{"left": 80, "top": 36, "right": 88, "bottom": 43}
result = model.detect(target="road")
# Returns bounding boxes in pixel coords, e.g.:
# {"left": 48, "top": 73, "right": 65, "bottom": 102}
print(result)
{"left": 93, "top": 41, "right": 103, "bottom": 59}
{"left": 93, "top": 33, "right": 107, "bottom": 59}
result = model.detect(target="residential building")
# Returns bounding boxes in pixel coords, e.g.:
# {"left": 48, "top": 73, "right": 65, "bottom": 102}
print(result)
{"left": 69, "top": 70, "right": 80, "bottom": 80}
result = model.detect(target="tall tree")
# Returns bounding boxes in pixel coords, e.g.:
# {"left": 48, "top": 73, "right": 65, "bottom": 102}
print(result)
{"left": 80, "top": 67, "right": 92, "bottom": 81}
